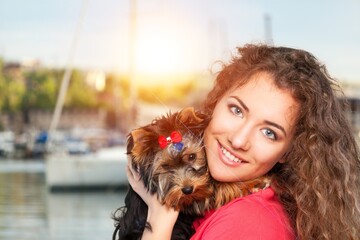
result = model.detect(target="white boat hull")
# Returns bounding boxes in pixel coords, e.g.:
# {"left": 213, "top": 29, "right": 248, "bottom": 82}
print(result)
{"left": 46, "top": 147, "right": 128, "bottom": 190}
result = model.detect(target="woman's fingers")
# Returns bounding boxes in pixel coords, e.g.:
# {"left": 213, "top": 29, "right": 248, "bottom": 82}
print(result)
{"left": 127, "top": 158, "right": 140, "bottom": 178}
{"left": 126, "top": 161, "right": 140, "bottom": 187}
{"left": 126, "top": 158, "right": 150, "bottom": 200}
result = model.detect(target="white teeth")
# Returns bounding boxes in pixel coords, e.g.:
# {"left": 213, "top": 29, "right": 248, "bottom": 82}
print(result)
{"left": 221, "top": 147, "right": 241, "bottom": 163}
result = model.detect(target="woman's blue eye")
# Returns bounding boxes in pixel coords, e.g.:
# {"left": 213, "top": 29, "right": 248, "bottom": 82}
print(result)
{"left": 230, "top": 106, "right": 243, "bottom": 117}
{"left": 261, "top": 128, "right": 277, "bottom": 140}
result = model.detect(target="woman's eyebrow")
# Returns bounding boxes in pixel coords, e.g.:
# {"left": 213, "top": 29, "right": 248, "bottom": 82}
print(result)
{"left": 231, "top": 96, "right": 249, "bottom": 112}
{"left": 264, "top": 120, "right": 287, "bottom": 137}
{"left": 231, "top": 96, "right": 287, "bottom": 136}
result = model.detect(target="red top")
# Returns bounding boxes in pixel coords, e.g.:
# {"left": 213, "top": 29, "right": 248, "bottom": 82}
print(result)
{"left": 191, "top": 187, "right": 296, "bottom": 240}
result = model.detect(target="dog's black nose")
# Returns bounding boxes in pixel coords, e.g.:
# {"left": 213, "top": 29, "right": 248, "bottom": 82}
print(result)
{"left": 181, "top": 186, "right": 194, "bottom": 195}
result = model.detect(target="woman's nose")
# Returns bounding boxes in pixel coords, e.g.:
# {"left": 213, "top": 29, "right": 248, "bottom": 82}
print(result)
{"left": 229, "top": 124, "right": 251, "bottom": 151}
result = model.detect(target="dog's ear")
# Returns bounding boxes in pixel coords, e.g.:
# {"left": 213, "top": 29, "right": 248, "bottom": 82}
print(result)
{"left": 178, "top": 107, "right": 205, "bottom": 125}
{"left": 130, "top": 128, "right": 158, "bottom": 164}
{"left": 126, "top": 133, "right": 134, "bottom": 154}
{"left": 177, "top": 107, "right": 210, "bottom": 134}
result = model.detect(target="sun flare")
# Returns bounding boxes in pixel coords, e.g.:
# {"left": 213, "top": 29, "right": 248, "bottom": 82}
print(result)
{"left": 135, "top": 31, "right": 181, "bottom": 75}
{"left": 133, "top": 16, "right": 196, "bottom": 77}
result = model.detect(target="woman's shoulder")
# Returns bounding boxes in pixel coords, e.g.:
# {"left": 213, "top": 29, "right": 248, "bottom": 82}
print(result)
{"left": 225, "top": 187, "right": 290, "bottom": 221}
{"left": 227, "top": 186, "right": 281, "bottom": 210}
{"left": 191, "top": 187, "right": 296, "bottom": 240}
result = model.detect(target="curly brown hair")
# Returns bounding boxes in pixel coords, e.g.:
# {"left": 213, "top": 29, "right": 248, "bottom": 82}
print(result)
{"left": 201, "top": 44, "right": 360, "bottom": 239}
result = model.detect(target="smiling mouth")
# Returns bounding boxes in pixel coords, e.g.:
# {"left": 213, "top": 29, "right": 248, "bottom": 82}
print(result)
{"left": 221, "top": 146, "right": 242, "bottom": 163}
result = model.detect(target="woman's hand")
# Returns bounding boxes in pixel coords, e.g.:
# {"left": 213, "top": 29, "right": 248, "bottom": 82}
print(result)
{"left": 126, "top": 159, "right": 179, "bottom": 240}
{"left": 126, "top": 159, "right": 152, "bottom": 205}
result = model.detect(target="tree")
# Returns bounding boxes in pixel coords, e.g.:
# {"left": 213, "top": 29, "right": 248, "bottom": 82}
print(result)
{"left": 0, "top": 58, "right": 5, "bottom": 110}
{"left": 23, "top": 70, "right": 57, "bottom": 109}
{"left": 1, "top": 76, "right": 25, "bottom": 112}
{"left": 65, "top": 70, "right": 98, "bottom": 108}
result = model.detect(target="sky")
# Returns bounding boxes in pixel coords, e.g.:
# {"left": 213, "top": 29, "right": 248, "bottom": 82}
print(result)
{"left": 1, "top": 0, "right": 360, "bottom": 84}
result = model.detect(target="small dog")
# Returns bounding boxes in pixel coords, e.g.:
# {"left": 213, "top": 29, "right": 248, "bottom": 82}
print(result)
{"left": 112, "top": 107, "right": 270, "bottom": 240}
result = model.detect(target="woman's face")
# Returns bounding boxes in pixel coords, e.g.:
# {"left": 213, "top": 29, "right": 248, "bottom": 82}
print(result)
{"left": 204, "top": 73, "right": 299, "bottom": 182}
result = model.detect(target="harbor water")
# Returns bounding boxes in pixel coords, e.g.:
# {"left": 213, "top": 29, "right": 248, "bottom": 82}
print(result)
{"left": 0, "top": 160, "right": 127, "bottom": 240}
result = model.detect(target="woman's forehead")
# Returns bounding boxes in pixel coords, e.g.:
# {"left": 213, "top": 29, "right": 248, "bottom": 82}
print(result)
{"left": 225, "top": 75, "right": 299, "bottom": 130}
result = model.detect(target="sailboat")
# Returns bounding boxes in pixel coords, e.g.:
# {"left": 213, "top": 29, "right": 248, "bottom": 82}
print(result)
{"left": 45, "top": 0, "right": 133, "bottom": 191}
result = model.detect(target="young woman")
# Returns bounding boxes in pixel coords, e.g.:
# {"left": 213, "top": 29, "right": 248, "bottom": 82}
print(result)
{"left": 127, "top": 44, "right": 360, "bottom": 239}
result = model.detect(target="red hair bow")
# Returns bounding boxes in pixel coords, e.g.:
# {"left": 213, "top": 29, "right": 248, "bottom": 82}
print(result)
{"left": 158, "top": 131, "right": 182, "bottom": 149}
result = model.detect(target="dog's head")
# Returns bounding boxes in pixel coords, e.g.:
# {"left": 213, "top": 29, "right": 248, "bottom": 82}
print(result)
{"left": 127, "top": 107, "right": 212, "bottom": 214}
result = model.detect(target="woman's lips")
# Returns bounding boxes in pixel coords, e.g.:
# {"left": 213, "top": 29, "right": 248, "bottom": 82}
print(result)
{"left": 221, "top": 146, "right": 241, "bottom": 163}
{"left": 217, "top": 141, "right": 247, "bottom": 166}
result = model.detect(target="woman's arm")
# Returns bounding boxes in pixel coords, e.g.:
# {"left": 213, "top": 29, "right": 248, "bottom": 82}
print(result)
{"left": 126, "top": 160, "right": 179, "bottom": 240}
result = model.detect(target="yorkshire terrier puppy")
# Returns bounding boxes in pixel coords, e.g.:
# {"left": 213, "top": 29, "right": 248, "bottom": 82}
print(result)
{"left": 112, "top": 107, "right": 271, "bottom": 240}
{"left": 112, "top": 107, "right": 210, "bottom": 240}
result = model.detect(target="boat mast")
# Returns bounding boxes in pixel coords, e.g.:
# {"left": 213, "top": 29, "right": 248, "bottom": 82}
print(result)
{"left": 127, "top": 0, "right": 138, "bottom": 131}
{"left": 48, "top": 0, "right": 89, "bottom": 133}
{"left": 264, "top": 13, "right": 273, "bottom": 45}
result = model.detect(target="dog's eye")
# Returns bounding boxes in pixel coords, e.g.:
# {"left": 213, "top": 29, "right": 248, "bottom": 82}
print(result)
{"left": 188, "top": 153, "right": 196, "bottom": 161}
